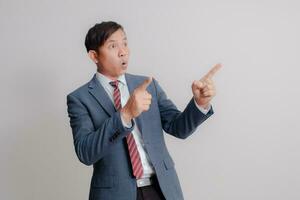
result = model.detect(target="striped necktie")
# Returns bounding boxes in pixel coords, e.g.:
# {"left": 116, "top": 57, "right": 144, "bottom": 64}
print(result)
{"left": 109, "top": 80, "right": 144, "bottom": 179}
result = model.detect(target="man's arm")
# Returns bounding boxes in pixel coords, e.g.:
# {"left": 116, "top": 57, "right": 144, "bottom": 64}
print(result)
{"left": 67, "top": 94, "right": 134, "bottom": 166}
{"left": 152, "top": 78, "right": 214, "bottom": 139}
{"left": 153, "top": 64, "right": 221, "bottom": 139}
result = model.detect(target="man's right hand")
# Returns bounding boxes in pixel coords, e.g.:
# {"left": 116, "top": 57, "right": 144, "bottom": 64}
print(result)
{"left": 121, "top": 77, "right": 153, "bottom": 124}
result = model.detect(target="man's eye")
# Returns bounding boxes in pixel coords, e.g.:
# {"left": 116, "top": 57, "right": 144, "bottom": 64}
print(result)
{"left": 109, "top": 43, "right": 116, "bottom": 48}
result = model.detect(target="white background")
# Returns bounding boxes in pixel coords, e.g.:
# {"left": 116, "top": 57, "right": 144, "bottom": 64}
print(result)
{"left": 1, "top": 0, "right": 300, "bottom": 199}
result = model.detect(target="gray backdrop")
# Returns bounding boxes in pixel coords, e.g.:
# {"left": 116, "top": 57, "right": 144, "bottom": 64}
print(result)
{"left": 1, "top": 0, "right": 300, "bottom": 199}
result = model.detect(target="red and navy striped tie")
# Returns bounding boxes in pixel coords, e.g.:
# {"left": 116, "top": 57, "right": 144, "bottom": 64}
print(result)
{"left": 110, "top": 80, "right": 144, "bottom": 179}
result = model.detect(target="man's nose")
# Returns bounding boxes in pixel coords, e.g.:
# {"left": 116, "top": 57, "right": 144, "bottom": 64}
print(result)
{"left": 119, "top": 47, "right": 128, "bottom": 57}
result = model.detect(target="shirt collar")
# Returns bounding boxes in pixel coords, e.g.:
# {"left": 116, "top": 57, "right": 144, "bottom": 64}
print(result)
{"left": 96, "top": 71, "right": 127, "bottom": 88}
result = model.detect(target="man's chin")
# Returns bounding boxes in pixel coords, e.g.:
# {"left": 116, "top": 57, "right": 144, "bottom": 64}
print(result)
{"left": 121, "top": 64, "right": 128, "bottom": 71}
{"left": 118, "top": 69, "right": 127, "bottom": 76}
{"left": 119, "top": 66, "right": 128, "bottom": 74}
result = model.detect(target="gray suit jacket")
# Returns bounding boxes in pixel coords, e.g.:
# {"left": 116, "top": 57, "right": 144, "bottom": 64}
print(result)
{"left": 67, "top": 73, "right": 214, "bottom": 200}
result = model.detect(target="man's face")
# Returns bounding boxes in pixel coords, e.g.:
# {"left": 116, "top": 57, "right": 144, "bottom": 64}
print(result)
{"left": 96, "top": 29, "right": 130, "bottom": 79}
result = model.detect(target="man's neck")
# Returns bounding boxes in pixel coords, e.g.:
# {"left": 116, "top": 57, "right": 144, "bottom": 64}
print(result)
{"left": 97, "top": 69, "right": 119, "bottom": 81}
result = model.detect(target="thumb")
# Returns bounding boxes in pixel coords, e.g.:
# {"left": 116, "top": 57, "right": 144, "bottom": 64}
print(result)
{"left": 138, "top": 77, "right": 153, "bottom": 90}
{"left": 192, "top": 80, "right": 205, "bottom": 90}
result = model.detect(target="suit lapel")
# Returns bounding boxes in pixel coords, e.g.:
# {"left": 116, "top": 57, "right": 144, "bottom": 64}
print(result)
{"left": 88, "top": 73, "right": 146, "bottom": 139}
{"left": 88, "top": 74, "right": 116, "bottom": 116}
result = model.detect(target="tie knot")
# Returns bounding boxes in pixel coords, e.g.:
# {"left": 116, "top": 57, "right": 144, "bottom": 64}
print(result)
{"left": 109, "top": 80, "right": 119, "bottom": 88}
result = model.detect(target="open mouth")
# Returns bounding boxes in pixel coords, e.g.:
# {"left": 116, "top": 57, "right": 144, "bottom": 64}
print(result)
{"left": 121, "top": 61, "right": 128, "bottom": 69}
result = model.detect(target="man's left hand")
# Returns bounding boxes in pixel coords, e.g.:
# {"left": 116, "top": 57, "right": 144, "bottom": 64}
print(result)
{"left": 192, "top": 63, "right": 222, "bottom": 109}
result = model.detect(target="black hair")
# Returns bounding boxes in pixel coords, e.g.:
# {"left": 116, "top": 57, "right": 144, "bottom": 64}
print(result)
{"left": 85, "top": 21, "right": 124, "bottom": 52}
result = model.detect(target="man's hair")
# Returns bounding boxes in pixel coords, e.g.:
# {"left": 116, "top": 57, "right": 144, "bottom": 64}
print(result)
{"left": 85, "top": 21, "right": 124, "bottom": 52}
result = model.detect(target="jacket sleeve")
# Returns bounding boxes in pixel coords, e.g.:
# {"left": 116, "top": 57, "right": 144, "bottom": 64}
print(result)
{"left": 67, "top": 94, "right": 134, "bottom": 166}
{"left": 152, "top": 78, "right": 214, "bottom": 139}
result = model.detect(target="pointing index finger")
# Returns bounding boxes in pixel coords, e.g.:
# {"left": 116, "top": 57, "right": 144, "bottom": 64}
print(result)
{"left": 203, "top": 63, "right": 222, "bottom": 79}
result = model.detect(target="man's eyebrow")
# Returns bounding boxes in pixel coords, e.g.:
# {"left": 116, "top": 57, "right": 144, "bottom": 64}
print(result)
{"left": 106, "top": 37, "right": 127, "bottom": 43}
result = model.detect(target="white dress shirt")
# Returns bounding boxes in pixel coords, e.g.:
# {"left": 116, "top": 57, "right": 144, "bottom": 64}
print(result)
{"left": 96, "top": 72, "right": 210, "bottom": 178}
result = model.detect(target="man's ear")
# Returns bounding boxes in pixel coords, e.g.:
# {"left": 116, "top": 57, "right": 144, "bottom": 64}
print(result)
{"left": 88, "top": 50, "right": 99, "bottom": 64}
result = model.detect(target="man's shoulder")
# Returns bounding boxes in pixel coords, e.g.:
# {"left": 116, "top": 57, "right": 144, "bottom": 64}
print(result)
{"left": 66, "top": 73, "right": 156, "bottom": 98}
{"left": 125, "top": 72, "right": 149, "bottom": 82}
{"left": 67, "top": 75, "right": 95, "bottom": 98}
{"left": 125, "top": 73, "right": 158, "bottom": 87}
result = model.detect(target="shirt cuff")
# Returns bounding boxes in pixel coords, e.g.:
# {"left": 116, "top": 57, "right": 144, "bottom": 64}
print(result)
{"left": 193, "top": 98, "right": 211, "bottom": 115}
{"left": 121, "top": 114, "right": 133, "bottom": 128}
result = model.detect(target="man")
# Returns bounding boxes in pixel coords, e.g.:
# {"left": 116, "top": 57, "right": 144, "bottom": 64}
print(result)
{"left": 67, "top": 21, "right": 221, "bottom": 200}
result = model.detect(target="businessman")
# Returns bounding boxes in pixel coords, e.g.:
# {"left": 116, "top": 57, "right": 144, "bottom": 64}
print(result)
{"left": 67, "top": 21, "right": 221, "bottom": 200}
